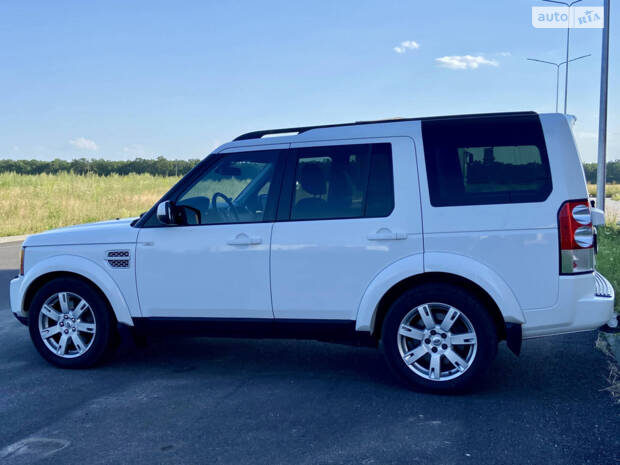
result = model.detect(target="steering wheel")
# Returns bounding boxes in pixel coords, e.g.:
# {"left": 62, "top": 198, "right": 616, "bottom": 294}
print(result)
{"left": 211, "top": 192, "right": 240, "bottom": 221}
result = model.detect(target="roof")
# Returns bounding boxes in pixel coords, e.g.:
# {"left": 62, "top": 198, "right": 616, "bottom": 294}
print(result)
{"left": 233, "top": 111, "right": 538, "bottom": 141}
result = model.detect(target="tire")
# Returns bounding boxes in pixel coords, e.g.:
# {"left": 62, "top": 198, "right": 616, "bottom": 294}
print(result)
{"left": 381, "top": 283, "right": 498, "bottom": 393}
{"left": 28, "top": 277, "right": 114, "bottom": 368}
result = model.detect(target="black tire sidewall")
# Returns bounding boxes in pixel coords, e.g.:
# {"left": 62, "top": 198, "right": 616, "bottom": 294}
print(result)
{"left": 382, "top": 283, "right": 498, "bottom": 393}
{"left": 28, "top": 277, "right": 112, "bottom": 368}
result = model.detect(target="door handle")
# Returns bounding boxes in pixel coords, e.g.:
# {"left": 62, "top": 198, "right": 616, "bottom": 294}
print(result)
{"left": 227, "top": 233, "right": 263, "bottom": 246}
{"left": 367, "top": 228, "right": 408, "bottom": 241}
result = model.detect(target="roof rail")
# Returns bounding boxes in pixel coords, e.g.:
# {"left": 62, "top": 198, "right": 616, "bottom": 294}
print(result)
{"left": 233, "top": 111, "right": 538, "bottom": 141}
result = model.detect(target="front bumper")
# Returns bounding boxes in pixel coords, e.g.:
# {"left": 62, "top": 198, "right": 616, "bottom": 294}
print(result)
{"left": 10, "top": 275, "right": 25, "bottom": 319}
{"left": 13, "top": 312, "right": 27, "bottom": 326}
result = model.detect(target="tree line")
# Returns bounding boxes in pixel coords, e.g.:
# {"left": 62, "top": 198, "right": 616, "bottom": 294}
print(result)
{"left": 582, "top": 161, "right": 620, "bottom": 184}
{"left": 0, "top": 157, "right": 201, "bottom": 177}
{"left": 0, "top": 157, "right": 618, "bottom": 183}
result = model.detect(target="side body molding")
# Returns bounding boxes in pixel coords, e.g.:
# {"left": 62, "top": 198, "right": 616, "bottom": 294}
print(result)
{"left": 424, "top": 252, "right": 525, "bottom": 325}
{"left": 17, "top": 255, "right": 133, "bottom": 326}
{"left": 355, "top": 254, "right": 424, "bottom": 332}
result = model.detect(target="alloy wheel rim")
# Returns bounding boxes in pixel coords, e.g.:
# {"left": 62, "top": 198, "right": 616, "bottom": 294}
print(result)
{"left": 397, "top": 303, "right": 477, "bottom": 381}
{"left": 38, "top": 292, "right": 97, "bottom": 358}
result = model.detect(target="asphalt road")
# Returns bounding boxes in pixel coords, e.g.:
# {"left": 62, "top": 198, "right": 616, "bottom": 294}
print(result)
{"left": 0, "top": 241, "right": 618, "bottom": 465}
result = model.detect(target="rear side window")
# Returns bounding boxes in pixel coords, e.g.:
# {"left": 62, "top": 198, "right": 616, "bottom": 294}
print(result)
{"left": 290, "top": 143, "right": 394, "bottom": 220}
{"left": 422, "top": 115, "right": 552, "bottom": 206}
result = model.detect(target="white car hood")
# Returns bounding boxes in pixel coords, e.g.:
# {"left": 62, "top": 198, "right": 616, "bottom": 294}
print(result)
{"left": 24, "top": 218, "right": 139, "bottom": 247}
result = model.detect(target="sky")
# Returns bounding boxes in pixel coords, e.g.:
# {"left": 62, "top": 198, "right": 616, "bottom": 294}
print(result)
{"left": 0, "top": 0, "right": 618, "bottom": 163}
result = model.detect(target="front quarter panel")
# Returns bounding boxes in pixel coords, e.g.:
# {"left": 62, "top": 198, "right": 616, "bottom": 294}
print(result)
{"left": 16, "top": 250, "right": 136, "bottom": 326}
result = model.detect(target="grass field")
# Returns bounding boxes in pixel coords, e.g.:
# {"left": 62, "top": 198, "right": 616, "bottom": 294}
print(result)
{"left": 587, "top": 184, "right": 620, "bottom": 200}
{"left": 597, "top": 225, "right": 620, "bottom": 313}
{"left": 0, "top": 172, "right": 179, "bottom": 237}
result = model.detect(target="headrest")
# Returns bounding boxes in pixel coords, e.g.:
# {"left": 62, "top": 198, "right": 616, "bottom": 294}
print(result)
{"left": 299, "top": 163, "right": 327, "bottom": 196}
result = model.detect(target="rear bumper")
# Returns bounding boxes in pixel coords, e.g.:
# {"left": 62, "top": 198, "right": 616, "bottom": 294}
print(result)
{"left": 522, "top": 271, "right": 615, "bottom": 338}
{"left": 594, "top": 271, "right": 614, "bottom": 298}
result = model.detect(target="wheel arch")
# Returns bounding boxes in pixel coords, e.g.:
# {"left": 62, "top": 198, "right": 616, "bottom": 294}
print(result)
{"left": 355, "top": 253, "right": 525, "bottom": 339}
{"left": 19, "top": 255, "right": 133, "bottom": 326}
{"left": 370, "top": 272, "right": 507, "bottom": 342}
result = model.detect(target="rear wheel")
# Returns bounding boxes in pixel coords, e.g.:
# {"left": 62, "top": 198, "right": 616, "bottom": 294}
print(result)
{"left": 382, "top": 283, "right": 498, "bottom": 393}
{"left": 28, "top": 277, "right": 114, "bottom": 368}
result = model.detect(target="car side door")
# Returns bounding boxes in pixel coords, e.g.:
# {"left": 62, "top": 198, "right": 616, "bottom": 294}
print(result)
{"left": 270, "top": 137, "right": 423, "bottom": 321}
{"left": 135, "top": 144, "right": 287, "bottom": 319}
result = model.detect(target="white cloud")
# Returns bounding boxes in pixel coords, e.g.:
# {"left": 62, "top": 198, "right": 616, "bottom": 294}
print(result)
{"left": 69, "top": 137, "right": 98, "bottom": 151}
{"left": 435, "top": 55, "right": 499, "bottom": 70}
{"left": 497, "top": 51, "right": 512, "bottom": 57}
{"left": 394, "top": 40, "right": 420, "bottom": 54}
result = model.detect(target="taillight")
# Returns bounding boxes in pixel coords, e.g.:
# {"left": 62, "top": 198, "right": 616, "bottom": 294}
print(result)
{"left": 558, "top": 200, "right": 594, "bottom": 274}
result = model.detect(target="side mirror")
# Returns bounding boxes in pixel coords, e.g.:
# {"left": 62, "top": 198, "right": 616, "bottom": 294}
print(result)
{"left": 156, "top": 200, "right": 177, "bottom": 225}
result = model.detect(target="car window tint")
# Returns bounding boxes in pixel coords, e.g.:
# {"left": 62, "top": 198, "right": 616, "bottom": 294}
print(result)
{"left": 291, "top": 143, "right": 394, "bottom": 220}
{"left": 422, "top": 115, "right": 552, "bottom": 206}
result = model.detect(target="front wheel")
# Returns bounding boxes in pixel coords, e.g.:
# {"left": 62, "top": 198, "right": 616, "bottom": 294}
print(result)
{"left": 28, "top": 277, "right": 114, "bottom": 368}
{"left": 382, "top": 283, "right": 498, "bottom": 393}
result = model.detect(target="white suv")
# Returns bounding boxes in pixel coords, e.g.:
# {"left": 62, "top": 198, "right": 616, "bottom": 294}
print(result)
{"left": 10, "top": 112, "right": 616, "bottom": 392}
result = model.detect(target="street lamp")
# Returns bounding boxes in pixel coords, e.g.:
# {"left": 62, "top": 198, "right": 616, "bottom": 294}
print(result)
{"left": 527, "top": 54, "right": 591, "bottom": 112}
{"left": 541, "top": 0, "right": 583, "bottom": 113}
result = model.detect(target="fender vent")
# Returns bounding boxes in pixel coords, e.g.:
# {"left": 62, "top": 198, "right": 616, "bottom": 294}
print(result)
{"left": 106, "top": 250, "right": 130, "bottom": 268}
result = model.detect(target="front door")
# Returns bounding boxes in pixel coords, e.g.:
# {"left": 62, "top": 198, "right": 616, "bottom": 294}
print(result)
{"left": 136, "top": 145, "right": 285, "bottom": 318}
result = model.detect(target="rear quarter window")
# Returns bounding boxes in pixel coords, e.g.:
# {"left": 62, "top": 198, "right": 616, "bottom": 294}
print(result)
{"left": 422, "top": 115, "right": 552, "bottom": 206}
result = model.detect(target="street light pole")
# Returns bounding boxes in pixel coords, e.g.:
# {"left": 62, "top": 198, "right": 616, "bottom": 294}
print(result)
{"left": 596, "top": 0, "right": 611, "bottom": 211}
{"left": 527, "top": 54, "right": 591, "bottom": 112}
{"left": 542, "top": 0, "right": 583, "bottom": 113}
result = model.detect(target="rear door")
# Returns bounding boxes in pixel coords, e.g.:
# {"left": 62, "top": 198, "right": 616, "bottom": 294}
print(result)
{"left": 270, "top": 137, "right": 423, "bottom": 321}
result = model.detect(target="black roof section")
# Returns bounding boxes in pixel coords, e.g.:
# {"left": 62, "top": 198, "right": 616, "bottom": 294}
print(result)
{"left": 233, "top": 111, "right": 538, "bottom": 141}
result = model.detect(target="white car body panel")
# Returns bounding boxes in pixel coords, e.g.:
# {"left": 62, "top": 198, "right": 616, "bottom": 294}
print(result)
{"left": 423, "top": 252, "right": 525, "bottom": 324}
{"left": 135, "top": 223, "right": 274, "bottom": 318}
{"left": 354, "top": 253, "right": 425, "bottom": 332}
{"left": 25, "top": 218, "right": 138, "bottom": 247}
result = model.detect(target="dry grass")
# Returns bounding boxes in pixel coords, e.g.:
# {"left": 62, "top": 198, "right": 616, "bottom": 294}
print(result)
{"left": 587, "top": 184, "right": 620, "bottom": 200}
{"left": 0, "top": 172, "right": 179, "bottom": 237}
{"left": 595, "top": 333, "right": 620, "bottom": 404}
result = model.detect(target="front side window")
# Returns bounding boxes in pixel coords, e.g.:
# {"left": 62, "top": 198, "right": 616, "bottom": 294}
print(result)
{"left": 176, "top": 150, "right": 278, "bottom": 224}
{"left": 422, "top": 115, "right": 552, "bottom": 206}
{"left": 290, "top": 143, "right": 394, "bottom": 220}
